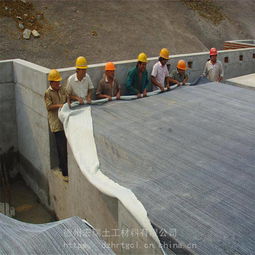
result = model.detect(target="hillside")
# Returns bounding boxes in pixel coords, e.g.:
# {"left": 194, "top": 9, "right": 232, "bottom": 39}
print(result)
{"left": 0, "top": 0, "right": 254, "bottom": 68}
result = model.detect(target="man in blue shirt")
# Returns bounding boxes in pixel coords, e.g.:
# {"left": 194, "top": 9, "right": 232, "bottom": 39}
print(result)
{"left": 126, "top": 53, "right": 149, "bottom": 98}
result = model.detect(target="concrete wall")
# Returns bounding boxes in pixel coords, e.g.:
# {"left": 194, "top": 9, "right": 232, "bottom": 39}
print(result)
{"left": 58, "top": 47, "right": 255, "bottom": 94}
{"left": 224, "top": 40, "right": 255, "bottom": 50}
{"left": 0, "top": 60, "right": 17, "bottom": 153}
{"left": 13, "top": 59, "right": 51, "bottom": 208}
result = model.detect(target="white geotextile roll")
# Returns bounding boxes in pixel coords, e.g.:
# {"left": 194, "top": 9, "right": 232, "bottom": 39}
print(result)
{"left": 58, "top": 104, "right": 164, "bottom": 253}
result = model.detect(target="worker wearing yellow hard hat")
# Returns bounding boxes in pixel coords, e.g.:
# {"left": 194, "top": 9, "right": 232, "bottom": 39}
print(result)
{"left": 169, "top": 60, "right": 189, "bottom": 86}
{"left": 66, "top": 56, "right": 94, "bottom": 104}
{"left": 202, "top": 48, "right": 224, "bottom": 82}
{"left": 125, "top": 52, "right": 149, "bottom": 98}
{"left": 44, "top": 69, "right": 68, "bottom": 181}
{"left": 151, "top": 48, "right": 171, "bottom": 91}
{"left": 96, "top": 62, "right": 121, "bottom": 100}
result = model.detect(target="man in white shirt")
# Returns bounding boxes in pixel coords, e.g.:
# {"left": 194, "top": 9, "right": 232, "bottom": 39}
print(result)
{"left": 67, "top": 56, "right": 94, "bottom": 104}
{"left": 203, "top": 48, "right": 224, "bottom": 82}
{"left": 151, "top": 48, "right": 171, "bottom": 91}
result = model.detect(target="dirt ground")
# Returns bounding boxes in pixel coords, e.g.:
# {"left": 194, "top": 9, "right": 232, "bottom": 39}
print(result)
{"left": 0, "top": 0, "right": 254, "bottom": 68}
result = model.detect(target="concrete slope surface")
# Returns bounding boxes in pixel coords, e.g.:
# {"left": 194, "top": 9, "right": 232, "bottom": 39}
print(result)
{"left": 0, "top": 213, "right": 115, "bottom": 254}
{"left": 0, "top": 0, "right": 255, "bottom": 68}
{"left": 92, "top": 83, "right": 255, "bottom": 255}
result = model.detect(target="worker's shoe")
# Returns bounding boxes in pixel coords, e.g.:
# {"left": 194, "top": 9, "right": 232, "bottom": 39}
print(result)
{"left": 63, "top": 176, "right": 69, "bottom": 182}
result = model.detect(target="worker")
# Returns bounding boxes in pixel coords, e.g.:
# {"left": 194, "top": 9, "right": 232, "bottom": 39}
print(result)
{"left": 151, "top": 48, "right": 170, "bottom": 91}
{"left": 96, "top": 62, "right": 120, "bottom": 100}
{"left": 126, "top": 52, "right": 149, "bottom": 98}
{"left": 44, "top": 69, "right": 68, "bottom": 181}
{"left": 203, "top": 48, "right": 224, "bottom": 82}
{"left": 67, "top": 56, "right": 94, "bottom": 105}
{"left": 169, "top": 60, "right": 189, "bottom": 86}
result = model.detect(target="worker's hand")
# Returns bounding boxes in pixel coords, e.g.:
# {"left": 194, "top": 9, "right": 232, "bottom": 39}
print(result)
{"left": 160, "top": 86, "right": 164, "bottom": 92}
{"left": 166, "top": 84, "right": 170, "bottom": 90}
{"left": 116, "top": 94, "right": 120, "bottom": 100}
{"left": 78, "top": 97, "right": 84, "bottom": 104}
{"left": 86, "top": 98, "right": 91, "bottom": 104}
{"left": 143, "top": 91, "right": 147, "bottom": 97}
{"left": 107, "top": 96, "right": 112, "bottom": 101}
{"left": 137, "top": 93, "right": 142, "bottom": 98}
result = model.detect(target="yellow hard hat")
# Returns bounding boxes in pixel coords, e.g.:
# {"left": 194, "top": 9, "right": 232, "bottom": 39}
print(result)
{"left": 159, "top": 48, "right": 170, "bottom": 59}
{"left": 105, "top": 62, "right": 116, "bottom": 71}
{"left": 75, "top": 56, "right": 88, "bottom": 69}
{"left": 48, "top": 69, "right": 62, "bottom": 81}
{"left": 137, "top": 52, "right": 148, "bottom": 63}
{"left": 176, "top": 60, "right": 187, "bottom": 70}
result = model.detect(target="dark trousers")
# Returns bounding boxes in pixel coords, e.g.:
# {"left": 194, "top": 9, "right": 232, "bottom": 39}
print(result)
{"left": 54, "top": 131, "right": 68, "bottom": 176}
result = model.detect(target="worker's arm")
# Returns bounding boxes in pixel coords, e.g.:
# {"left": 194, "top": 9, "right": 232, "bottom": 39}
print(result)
{"left": 218, "top": 62, "right": 224, "bottom": 83}
{"left": 165, "top": 76, "right": 170, "bottom": 90}
{"left": 218, "top": 76, "right": 223, "bottom": 82}
{"left": 96, "top": 81, "right": 112, "bottom": 100}
{"left": 202, "top": 62, "right": 208, "bottom": 77}
{"left": 97, "top": 93, "right": 112, "bottom": 100}
{"left": 86, "top": 76, "right": 94, "bottom": 103}
{"left": 142, "top": 73, "right": 149, "bottom": 97}
{"left": 44, "top": 92, "right": 64, "bottom": 111}
{"left": 151, "top": 76, "right": 164, "bottom": 91}
{"left": 116, "top": 88, "right": 121, "bottom": 100}
{"left": 47, "top": 104, "right": 64, "bottom": 111}
{"left": 169, "top": 76, "right": 180, "bottom": 86}
{"left": 69, "top": 95, "right": 84, "bottom": 104}
{"left": 142, "top": 88, "right": 147, "bottom": 97}
{"left": 183, "top": 74, "right": 189, "bottom": 85}
{"left": 86, "top": 89, "right": 93, "bottom": 104}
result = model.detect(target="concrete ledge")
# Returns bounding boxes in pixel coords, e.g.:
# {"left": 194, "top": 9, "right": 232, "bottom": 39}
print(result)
{"left": 226, "top": 73, "right": 255, "bottom": 89}
{"left": 13, "top": 59, "right": 49, "bottom": 96}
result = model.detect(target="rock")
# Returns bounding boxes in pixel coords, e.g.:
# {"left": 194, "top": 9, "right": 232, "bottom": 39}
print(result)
{"left": 32, "top": 30, "right": 40, "bottom": 38}
{"left": 21, "top": 0, "right": 27, "bottom": 3}
{"left": 23, "top": 29, "right": 31, "bottom": 39}
{"left": 18, "top": 23, "right": 24, "bottom": 29}
{"left": 16, "top": 16, "right": 22, "bottom": 20}
{"left": 91, "top": 30, "right": 97, "bottom": 36}
{"left": 23, "top": 13, "right": 28, "bottom": 18}
{"left": 4, "top": 6, "right": 8, "bottom": 11}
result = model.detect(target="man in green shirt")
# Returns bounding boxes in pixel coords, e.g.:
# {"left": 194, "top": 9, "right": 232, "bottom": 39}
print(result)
{"left": 126, "top": 53, "right": 149, "bottom": 98}
{"left": 169, "top": 59, "right": 189, "bottom": 86}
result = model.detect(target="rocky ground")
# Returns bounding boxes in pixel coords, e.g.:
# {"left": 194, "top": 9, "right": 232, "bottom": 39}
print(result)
{"left": 0, "top": 0, "right": 254, "bottom": 68}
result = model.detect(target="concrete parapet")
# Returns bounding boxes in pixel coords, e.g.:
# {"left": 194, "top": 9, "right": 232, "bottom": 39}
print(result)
{"left": 58, "top": 48, "right": 255, "bottom": 95}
